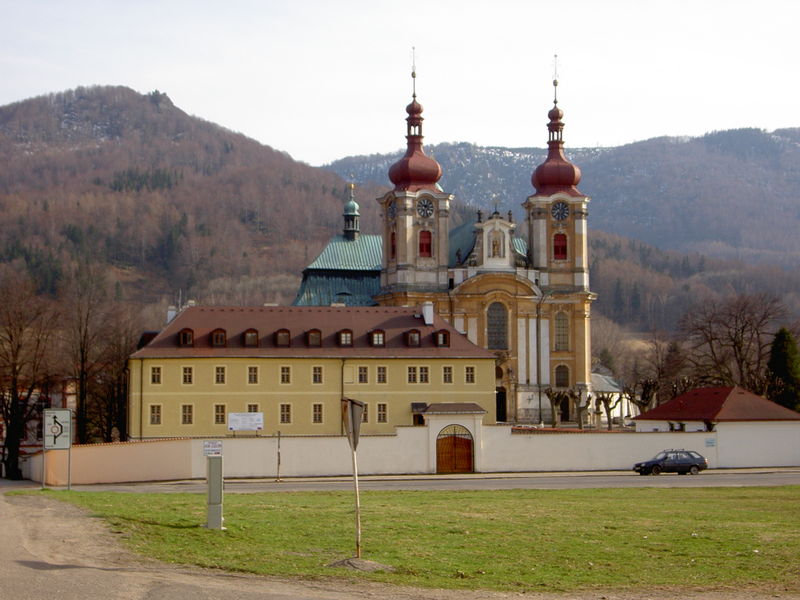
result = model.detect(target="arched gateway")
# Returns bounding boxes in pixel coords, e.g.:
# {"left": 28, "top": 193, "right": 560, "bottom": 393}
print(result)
{"left": 436, "top": 424, "right": 474, "bottom": 474}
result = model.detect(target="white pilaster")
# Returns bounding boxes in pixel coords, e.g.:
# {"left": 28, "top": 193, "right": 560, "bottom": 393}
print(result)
{"left": 517, "top": 317, "right": 527, "bottom": 384}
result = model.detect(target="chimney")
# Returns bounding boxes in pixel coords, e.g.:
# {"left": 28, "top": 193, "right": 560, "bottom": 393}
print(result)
{"left": 421, "top": 301, "right": 434, "bottom": 326}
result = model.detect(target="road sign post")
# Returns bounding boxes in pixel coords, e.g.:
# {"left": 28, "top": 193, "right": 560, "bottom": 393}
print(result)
{"left": 341, "top": 398, "right": 365, "bottom": 558}
{"left": 42, "top": 409, "right": 72, "bottom": 489}
{"left": 203, "top": 441, "right": 224, "bottom": 530}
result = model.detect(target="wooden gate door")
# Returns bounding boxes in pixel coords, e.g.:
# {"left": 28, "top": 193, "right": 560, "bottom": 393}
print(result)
{"left": 436, "top": 425, "right": 474, "bottom": 474}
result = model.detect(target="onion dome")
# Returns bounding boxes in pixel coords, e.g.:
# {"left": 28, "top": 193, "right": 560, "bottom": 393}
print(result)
{"left": 531, "top": 82, "right": 582, "bottom": 197}
{"left": 388, "top": 96, "right": 443, "bottom": 192}
{"left": 343, "top": 183, "right": 360, "bottom": 240}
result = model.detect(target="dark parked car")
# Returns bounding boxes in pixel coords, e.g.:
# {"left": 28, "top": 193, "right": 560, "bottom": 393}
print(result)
{"left": 633, "top": 449, "right": 708, "bottom": 475}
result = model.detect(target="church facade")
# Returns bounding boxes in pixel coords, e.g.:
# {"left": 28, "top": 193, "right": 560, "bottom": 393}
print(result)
{"left": 296, "top": 80, "right": 595, "bottom": 424}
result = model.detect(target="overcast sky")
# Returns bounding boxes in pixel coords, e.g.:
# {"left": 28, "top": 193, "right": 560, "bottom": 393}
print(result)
{"left": 2, "top": 0, "right": 798, "bottom": 166}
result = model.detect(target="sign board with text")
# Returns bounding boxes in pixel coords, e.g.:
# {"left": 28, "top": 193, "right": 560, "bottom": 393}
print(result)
{"left": 203, "top": 440, "right": 223, "bottom": 456}
{"left": 228, "top": 412, "right": 264, "bottom": 431}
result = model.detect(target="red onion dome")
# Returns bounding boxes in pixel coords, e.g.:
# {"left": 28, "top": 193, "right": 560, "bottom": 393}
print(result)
{"left": 388, "top": 97, "right": 442, "bottom": 192}
{"left": 531, "top": 102, "right": 583, "bottom": 197}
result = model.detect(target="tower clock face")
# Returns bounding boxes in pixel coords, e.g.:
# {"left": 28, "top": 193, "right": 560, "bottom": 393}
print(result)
{"left": 551, "top": 201, "right": 569, "bottom": 221}
{"left": 416, "top": 198, "right": 434, "bottom": 218}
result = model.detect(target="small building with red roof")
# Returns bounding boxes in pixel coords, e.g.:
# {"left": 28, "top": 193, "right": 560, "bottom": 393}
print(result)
{"left": 634, "top": 386, "right": 800, "bottom": 467}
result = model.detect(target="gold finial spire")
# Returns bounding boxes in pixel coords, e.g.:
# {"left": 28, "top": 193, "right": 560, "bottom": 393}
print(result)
{"left": 411, "top": 46, "right": 417, "bottom": 99}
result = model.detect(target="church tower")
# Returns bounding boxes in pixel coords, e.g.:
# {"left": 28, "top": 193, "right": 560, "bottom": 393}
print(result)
{"left": 522, "top": 75, "right": 594, "bottom": 401}
{"left": 376, "top": 66, "right": 453, "bottom": 303}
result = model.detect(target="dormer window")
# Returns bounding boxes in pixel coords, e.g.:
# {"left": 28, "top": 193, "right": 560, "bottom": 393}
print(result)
{"left": 405, "top": 329, "right": 421, "bottom": 347}
{"left": 178, "top": 328, "right": 194, "bottom": 347}
{"left": 274, "top": 329, "right": 291, "bottom": 347}
{"left": 210, "top": 329, "right": 227, "bottom": 347}
{"left": 434, "top": 329, "right": 450, "bottom": 347}
{"left": 338, "top": 329, "right": 353, "bottom": 346}
{"left": 371, "top": 330, "right": 385, "bottom": 347}
{"left": 306, "top": 329, "right": 322, "bottom": 347}
{"left": 243, "top": 329, "right": 259, "bottom": 347}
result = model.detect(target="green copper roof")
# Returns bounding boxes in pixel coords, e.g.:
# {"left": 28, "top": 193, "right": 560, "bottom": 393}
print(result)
{"left": 293, "top": 271, "right": 380, "bottom": 306}
{"left": 306, "top": 234, "right": 382, "bottom": 271}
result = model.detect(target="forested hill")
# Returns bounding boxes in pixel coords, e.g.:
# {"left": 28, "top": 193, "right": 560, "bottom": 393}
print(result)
{"left": 0, "top": 85, "right": 384, "bottom": 305}
{"left": 2, "top": 86, "right": 799, "bottom": 333}
{"left": 328, "top": 129, "right": 800, "bottom": 266}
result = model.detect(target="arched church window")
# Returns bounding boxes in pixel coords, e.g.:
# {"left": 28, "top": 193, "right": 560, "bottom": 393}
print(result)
{"left": 419, "top": 230, "right": 432, "bottom": 257}
{"left": 553, "top": 233, "right": 567, "bottom": 260}
{"left": 487, "top": 302, "right": 508, "bottom": 350}
{"left": 554, "top": 312, "right": 569, "bottom": 351}
{"left": 555, "top": 365, "right": 570, "bottom": 388}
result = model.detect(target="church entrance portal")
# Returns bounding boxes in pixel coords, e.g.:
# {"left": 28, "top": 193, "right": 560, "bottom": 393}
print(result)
{"left": 436, "top": 425, "right": 474, "bottom": 474}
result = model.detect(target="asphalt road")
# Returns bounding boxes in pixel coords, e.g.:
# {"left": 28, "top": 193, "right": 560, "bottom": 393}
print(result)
{"left": 62, "top": 467, "right": 800, "bottom": 494}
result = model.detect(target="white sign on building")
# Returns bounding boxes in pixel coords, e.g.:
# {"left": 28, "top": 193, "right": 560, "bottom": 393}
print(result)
{"left": 228, "top": 412, "right": 264, "bottom": 431}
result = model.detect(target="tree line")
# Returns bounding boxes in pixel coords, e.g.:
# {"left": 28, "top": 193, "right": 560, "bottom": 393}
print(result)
{"left": 0, "top": 262, "right": 140, "bottom": 480}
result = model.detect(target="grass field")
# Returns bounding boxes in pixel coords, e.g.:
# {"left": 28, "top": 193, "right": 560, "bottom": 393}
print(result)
{"left": 40, "top": 486, "right": 800, "bottom": 593}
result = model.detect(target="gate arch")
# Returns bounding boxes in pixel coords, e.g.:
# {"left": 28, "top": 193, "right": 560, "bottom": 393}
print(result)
{"left": 436, "top": 424, "right": 474, "bottom": 474}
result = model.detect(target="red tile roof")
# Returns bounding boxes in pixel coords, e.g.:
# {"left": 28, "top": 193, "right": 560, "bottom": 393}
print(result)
{"left": 634, "top": 386, "right": 800, "bottom": 422}
{"left": 131, "top": 305, "right": 493, "bottom": 360}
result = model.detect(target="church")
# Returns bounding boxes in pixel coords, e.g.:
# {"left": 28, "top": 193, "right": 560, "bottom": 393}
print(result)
{"left": 295, "top": 76, "right": 595, "bottom": 424}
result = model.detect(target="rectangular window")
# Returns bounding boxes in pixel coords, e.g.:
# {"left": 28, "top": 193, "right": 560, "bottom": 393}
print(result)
{"left": 377, "top": 366, "right": 387, "bottom": 384}
{"left": 312, "top": 403, "right": 323, "bottom": 424}
{"left": 312, "top": 366, "right": 323, "bottom": 384}
{"left": 377, "top": 403, "right": 387, "bottom": 423}
{"left": 150, "top": 366, "right": 161, "bottom": 385}
{"left": 358, "top": 366, "right": 368, "bottom": 384}
{"left": 214, "top": 404, "right": 226, "bottom": 425}
{"left": 248, "top": 366, "right": 258, "bottom": 384}
{"left": 247, "top": 403, "right": 259, "bottom": 413}
{"left": 149, "top": 404, "right": 162, "bottom": 425}
{"left": 407, "top": 366, "right": 417, "bottom": 383}
{"left": 182, "top": 366, "right": 193, "bottom": 385}
{"left": 280, "top": 366, "right": 291, "bottom": 384}
{"left": 361, "top": 403, "right": 368, "bottom": 423}
{"left": 181, "top": 404, "right": 193, "bottom": 425}
{"left": 419, "top": 366, "right": 429, "bottom": 384}
{"left": 465, "top": 366, "right": 476, "bottom": 384}
{"left": 443, "top": 366, "right": 453, "bottom": 384}
{"left": 280, "top": 403, "right": 291, "bottom": 424}
{"left": 215, "top": 366, "right": 226, "bottom": 384}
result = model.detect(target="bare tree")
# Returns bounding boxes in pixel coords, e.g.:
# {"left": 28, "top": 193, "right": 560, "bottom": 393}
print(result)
{"left": 88, "top": 303, "right": 140, "bottom": 442}
{"left": 623, "top": 377, "right": 658, "bottom": 415}
{"left": 60, "top": 262, "right": 112, "bottom": 444}
{"left": 594, "top": 391, "right": 622, "bottom": 430}
{"left": 0, "top": 271, "right": 60, "bottom": 479}
{"left": 679, "top": 293, "right": 785, "bottom": 394}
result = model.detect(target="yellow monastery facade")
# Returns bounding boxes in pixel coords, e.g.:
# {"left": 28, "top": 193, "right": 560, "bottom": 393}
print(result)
{"left": 128, "top": 305, "right": 496, "bottom": 438}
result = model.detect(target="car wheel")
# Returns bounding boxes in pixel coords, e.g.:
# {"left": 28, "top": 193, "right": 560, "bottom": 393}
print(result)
{"left": 651, "top": 465, "right": 662, "bottom": 475}
{"left": 689, "top": 466, "right": 699, "bottom": 475}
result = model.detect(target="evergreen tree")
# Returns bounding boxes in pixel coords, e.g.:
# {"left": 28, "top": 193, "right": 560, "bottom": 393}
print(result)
{"left": 767, "top": 327, "right": 800, "bottom": 411}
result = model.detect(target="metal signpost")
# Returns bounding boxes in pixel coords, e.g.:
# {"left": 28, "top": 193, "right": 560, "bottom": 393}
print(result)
{"left": 203, "top": 440, "right": 224, "bottom": 530}
{"left": 341, "top": 398, "right": 365, "bottom": 558}
{"left": 42, "top": 409, "right": 72, "bottom": 489}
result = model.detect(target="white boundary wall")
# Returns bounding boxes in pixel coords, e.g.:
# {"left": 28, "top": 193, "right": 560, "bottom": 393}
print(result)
{"left": 23, "top": 422, "right": 800, "bottom": 485}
